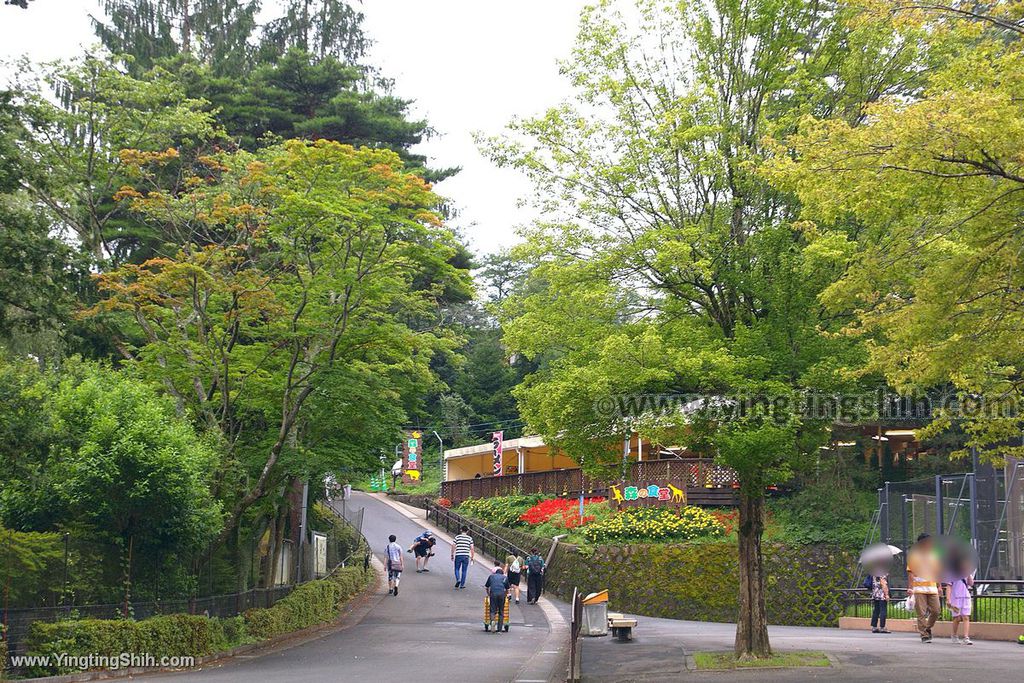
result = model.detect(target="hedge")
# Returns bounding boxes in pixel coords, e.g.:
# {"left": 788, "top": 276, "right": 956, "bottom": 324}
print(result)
{"left": 24, "top": 566, "right": 371, "bottom": 676}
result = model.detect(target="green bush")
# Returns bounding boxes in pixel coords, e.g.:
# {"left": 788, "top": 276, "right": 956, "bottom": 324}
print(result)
{"left": 456, "top": 495, "right": 544, "bottom": 526}
{"left": 24, "top": 566, "right": 371, "bottom": 676}
{"left": 26, "top": 613, "right": 230, "bottom": 676}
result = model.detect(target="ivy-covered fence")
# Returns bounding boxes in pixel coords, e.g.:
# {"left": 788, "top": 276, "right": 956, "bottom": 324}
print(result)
{"left": 544, "top": 542, "right": 854, "bottom": 627}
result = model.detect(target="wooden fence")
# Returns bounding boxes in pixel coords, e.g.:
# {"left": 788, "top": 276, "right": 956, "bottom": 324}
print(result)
{"left": 440, "top": 458, "right": 739, "bottom": 506}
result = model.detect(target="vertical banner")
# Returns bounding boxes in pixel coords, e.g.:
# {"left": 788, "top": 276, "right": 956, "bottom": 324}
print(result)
{"left": 491, "top": 431, "right": 504, "bottom": 476}
{"left": 403, "top": 430, "right": 422, "bottom": 484}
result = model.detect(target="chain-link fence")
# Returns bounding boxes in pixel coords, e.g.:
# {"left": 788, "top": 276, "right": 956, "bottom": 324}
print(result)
{"left": 2, "top": 500, "right": 367, "bottom": 660}
{"left": 870, "top": 460, "right": 1024, "bottom": 584}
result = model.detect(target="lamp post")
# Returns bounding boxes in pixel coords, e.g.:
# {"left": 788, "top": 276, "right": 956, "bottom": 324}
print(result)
{"left": 432, "top": 430, "right": 444, "bottom": 483}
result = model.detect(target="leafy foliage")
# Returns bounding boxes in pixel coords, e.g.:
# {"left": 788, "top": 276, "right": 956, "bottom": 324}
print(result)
{"left": 456, "top": 495, "right": 545, "bottom": 527}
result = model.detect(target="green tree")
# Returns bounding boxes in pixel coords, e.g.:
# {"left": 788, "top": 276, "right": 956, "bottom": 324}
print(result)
{"left": 6, "top": 55, "right": 216, "bottom": 265}
{"left": 483, "top": 0, "right": 908, "bottom": 657}
{"left": 0, "top": 357, "right": 222, "bottom": 600}
{"left": 260, "top": 0, "right": 367, "bottom": 64}
{"left": 91, "top": 1, "right": 261, "bottom": 75}
{"left": 769, "top": 0, "right": 1024, "bottom": 459}
{"left": 90, "top": 139, "right": 470, "bottom": 542}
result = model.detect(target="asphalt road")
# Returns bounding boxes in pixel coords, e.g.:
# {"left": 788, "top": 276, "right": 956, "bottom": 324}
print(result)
{"left": 148, "top": 491, "right": 553, "bottom": 683}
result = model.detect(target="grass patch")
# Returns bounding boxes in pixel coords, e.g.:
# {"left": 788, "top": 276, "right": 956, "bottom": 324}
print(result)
{"left": 692, "top": 651, "right": 830, "bottom": 671}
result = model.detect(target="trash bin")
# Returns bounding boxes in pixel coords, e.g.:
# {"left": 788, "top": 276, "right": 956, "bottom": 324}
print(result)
{"left": 582, "top": 602, "right": 608, "bottom": 636}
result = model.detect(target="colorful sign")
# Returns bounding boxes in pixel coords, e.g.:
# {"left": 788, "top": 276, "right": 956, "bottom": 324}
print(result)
{"left": 402, "top": 430, "right": 422, "bottom": 484}
{"left": 609, "top": 482, "right": 687, "bottom": 506}
{"left": 491, "top": 431, "right": 503, "bottom": 476}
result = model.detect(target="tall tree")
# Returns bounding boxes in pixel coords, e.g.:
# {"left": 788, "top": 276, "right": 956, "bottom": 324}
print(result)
{"left": 91, "top": 0, "right": 261, "bottom": 75}
{"left": 89, "top": 139, "right": 470, "bottom": 542}
{"left": 770, "top": 0, "right": 1024, "bottom": 458}
{"left": 261, "top": 0, "right": 368, "bottom": 64}
{"left": 484, "top": 0, "right": 911, "bottom": 658}
{"left": 6, "top": 55, "right": 216, "bottom": 266}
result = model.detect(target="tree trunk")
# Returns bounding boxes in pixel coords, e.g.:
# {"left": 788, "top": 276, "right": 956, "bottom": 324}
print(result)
{"left": 735, "top": 490, "right": 771, "bottom": 659}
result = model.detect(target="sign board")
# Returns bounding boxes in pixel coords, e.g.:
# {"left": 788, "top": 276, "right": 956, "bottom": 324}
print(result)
{"left": 402, "top": 430, "right": 422, "bottom": 484}
{"left": 491, "top": 431, "right": 503, "bottom": 476}
{"left": 312, "top": 531, "right": 328, "bottom": 578}
{"left": 608, "top": 481, "right": 687, "bottom": 509}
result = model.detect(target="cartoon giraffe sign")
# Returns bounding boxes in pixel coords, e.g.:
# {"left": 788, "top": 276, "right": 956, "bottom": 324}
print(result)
{"left": 609, "top": 481, "right": 687, "bottom": 508}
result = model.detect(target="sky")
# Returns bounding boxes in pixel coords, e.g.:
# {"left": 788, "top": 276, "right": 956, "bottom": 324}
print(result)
{"left": 0, "top": 0, "right": 590, "bottom": 256}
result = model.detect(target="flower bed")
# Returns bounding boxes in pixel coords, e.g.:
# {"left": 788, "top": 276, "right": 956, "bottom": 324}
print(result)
{"left": 578, "top": 506, "right": 725, "bottom": 543}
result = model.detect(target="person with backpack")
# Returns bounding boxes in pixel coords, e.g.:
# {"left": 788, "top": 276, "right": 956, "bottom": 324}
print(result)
{"left": 864, "top": 571, "right": 890, "bottom": 633}
{"left": 525, "top": 547, "right": 545, "bottom": 605}
{"left": 505, "top": 553, "right": 524, "bottom": 604}
{"left": 385, "top": 534, "right": 404, "bottom": 596}
{"left": 484, "top": 561, "right": 510, "bottom": 632}
{"left": 946, "top": 555, "right": 975, "bottom": 644}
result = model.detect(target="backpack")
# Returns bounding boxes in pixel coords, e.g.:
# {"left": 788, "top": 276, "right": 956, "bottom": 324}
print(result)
{"left": 510, "top": 559, "right": 521, "bottom": 573}
{"left": 862, "top": 574, "right": 874, "bottom": 590}
{"left": 527, "top": 554, "right": 544, "bottom": 574}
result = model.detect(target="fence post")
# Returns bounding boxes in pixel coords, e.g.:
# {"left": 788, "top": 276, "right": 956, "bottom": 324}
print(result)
{"left": 880, "top": 483, "right": 890, "bottom": 545}
{"left": 934, "top": 474, "right": 944, "bottom": 536}
{"left": 968, "top": 472, "right": 978, "bottom": 551}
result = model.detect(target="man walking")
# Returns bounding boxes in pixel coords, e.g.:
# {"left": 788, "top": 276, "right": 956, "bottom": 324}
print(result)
{"left": 385, "top": 534, "right": 404, "bottom": 596}
{"left": 484, "top": 561, "right": 510, "bottom": 632}
{"left": 907, "top": 533, "right": 941, "bottom": 642}
{"left": 452, "top": 525, "right": 474, "bottom": 589}
{"left": 525, "top": 547, "right": 546, "bottom": 604}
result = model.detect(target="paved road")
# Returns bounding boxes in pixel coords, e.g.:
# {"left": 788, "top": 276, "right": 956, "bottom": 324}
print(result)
{"left": 582, "top": 613, "right": 1024, "bottom": 682}
{"left": 149, "top": 491, "right": 554, "bottom": 683}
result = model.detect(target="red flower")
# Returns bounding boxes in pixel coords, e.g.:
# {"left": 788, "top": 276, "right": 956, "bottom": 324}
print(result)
{"left": 519, "top": 497, "right": 606, "bottom": 526}
{"left": 437, "top": 497, "right": 452, "bottom": 509}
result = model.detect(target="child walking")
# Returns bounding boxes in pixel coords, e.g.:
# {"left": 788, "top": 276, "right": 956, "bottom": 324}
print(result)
{"left": 869, "top": 571, "right": 890, "bottom": 633}
{"left": 947, "top": 563, "right": 975, "bottom": 645}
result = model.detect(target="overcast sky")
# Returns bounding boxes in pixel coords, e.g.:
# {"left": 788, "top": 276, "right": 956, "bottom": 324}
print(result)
{"left": 0, "top": 0, "right": 589, "bottom": 256}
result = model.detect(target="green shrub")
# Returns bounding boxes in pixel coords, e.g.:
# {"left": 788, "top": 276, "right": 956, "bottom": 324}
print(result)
{"left": 25, "top": 613, "right": 228, "bottom": 676}
{"left": 24, "top": 566, "right": 371, "bottom": 676}
{"left": 457, "top": 495, "right": 544, "bottom": 526}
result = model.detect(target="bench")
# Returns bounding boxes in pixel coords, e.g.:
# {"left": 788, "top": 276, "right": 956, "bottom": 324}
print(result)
{"left": 607, "top": 612, "right": 638, "bottom": 642}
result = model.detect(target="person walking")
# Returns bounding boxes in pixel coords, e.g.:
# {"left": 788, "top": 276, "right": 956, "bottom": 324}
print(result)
{"left": 947, "top": 558, "right": 975, "bottom": 645}
{"left": 869, "top": 570, "right": 890, "bottom": 633}
{"left": 525, "top": 547, "right": 546, "bottom": 605}
{"left": 385, "top": 534, "right": 404, "bottom": 596}
{"left": 409, "top": 531, "right": 436, "bottom": 573}
{"left": 907, "top": 533, "right": 941, "bottom": 642}
{"left": 484, "top": 561, "right": 510, "bottom": 632}
{"left": 452, "top": 525, "right": 474, "bottom": 589}
{"left": 505, "top": 553, "right": 524, "bottom": 604}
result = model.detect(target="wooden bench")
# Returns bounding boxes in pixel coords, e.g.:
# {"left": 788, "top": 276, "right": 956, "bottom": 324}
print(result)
{"left": 607, "top": 612, "right": 638, "bottom": 642}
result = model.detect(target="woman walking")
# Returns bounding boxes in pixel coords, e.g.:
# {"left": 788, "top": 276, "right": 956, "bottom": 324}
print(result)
{"left": 505, "top": 553, "right": 524, "bottom": 604}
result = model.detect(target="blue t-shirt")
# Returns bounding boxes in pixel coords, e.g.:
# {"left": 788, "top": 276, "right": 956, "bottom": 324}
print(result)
{"left": 485, "top": 572, "right": 509, "bottom": 597}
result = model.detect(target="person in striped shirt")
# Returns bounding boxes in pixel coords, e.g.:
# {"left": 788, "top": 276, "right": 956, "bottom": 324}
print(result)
{"left": 451, "top": 526, "right": 474, "bottom": 589}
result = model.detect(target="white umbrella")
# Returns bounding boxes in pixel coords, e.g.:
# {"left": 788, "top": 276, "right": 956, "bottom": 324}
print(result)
{"left": 859, "top": 543, "right": 902, "bottom": 564}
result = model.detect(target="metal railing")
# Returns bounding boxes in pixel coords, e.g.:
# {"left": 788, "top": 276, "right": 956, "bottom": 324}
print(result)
{"left": 839, "top": 579, "right": 1024, "bottom": 624}
{"left": 568, "top": 587, "right": 583, "bottom": 682}
{"left": 426, "top": 504, "right": 530, "bottom": 562}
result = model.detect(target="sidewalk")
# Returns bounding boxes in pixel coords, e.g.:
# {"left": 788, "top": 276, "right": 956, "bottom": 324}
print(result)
{"left": 581, "top": 613, "right": 1024, "bottom": 682}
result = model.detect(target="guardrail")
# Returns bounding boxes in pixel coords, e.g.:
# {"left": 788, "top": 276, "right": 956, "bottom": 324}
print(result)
{"left": 569, "top": 587, "right": 583, "bottom": 682}
{"left": 839, "top": 579, "right": 1024, "bottom": 624}
{"left": 426, "top": 503, "right": 530, "bottom": 562}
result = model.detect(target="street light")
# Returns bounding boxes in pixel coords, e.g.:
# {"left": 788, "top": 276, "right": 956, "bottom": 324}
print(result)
{"left": 432, "top": 430, "right": 444, "bottom": 483}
